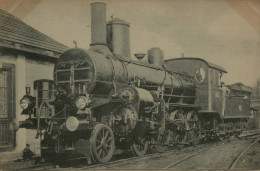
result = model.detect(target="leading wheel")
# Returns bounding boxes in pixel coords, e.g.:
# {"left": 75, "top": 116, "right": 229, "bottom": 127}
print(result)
{"left": 131, "top": 137, "right": 148, "bottom": 156}
{"left": 90, "top": 124, "right": 115, "bottom": 164}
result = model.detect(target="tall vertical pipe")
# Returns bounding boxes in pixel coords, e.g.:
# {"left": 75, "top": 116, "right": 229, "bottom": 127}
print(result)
{"left": 90, "top": 2, "right": 107, "bottom": 46}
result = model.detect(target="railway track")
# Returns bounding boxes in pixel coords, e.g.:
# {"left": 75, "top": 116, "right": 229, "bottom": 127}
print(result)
{"left": 238, "top": 129, "right": 260, "bottom": 138}
{"left": 15, "top": 142, "right": 213, "bottom": 170}
{"left": 162, "top": 143, "right": 221, "bottom": 169}
{"left": 15, "top": 150, "right": 177, "bottom": 170}
{"left": 13, "top": 131, "right": 259, "bottom": 170}
{"left": 163, "top": 145, "right": 216, "bottom": 169}
{"left": 16, "top": 150, "right": 177, "bottom": 170}
{"left": 161, "top": 131, "right": 260, "bottom": 170}
{"left": 83, "top": 142, "right": 218, "bottom": 170}
{"left": 229, "top": 138, "right": 259, "bottom": 169}
{"left": 163, "top": 137, "right": 259, "bottom": 170}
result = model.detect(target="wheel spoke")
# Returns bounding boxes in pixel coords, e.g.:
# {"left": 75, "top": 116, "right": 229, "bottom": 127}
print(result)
{"left": 101, "top": 150, "right": 105, "bottom": 158}
{"left": 102, "top": 128, "right": 105, "bottom": 138}
{"left": 135, "top": 144, "right": 139, "bottom": 151}
{"left": 96, "top": 144, "right": 102, "bottom": 150}
{"left": 107, "top": 136, "right": 112, "bottom": 142}
{"left": 139, "top": 144, "right": 143, "bottom": 151}
{"left": 104, "top": 148, "right": 108, "bottom": 156}
{"left": 98, "top": 133, "right": 102, "bottom": 140}
{"left": 98, "top": 148, "right": 102, "bottom": 157}
{"left": 105, "top": 131, "right": 109, "bottom": 139}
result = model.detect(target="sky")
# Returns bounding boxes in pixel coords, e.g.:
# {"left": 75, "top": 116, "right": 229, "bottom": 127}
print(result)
{"left": 1, "top": 0, "right": 260, "bottom": 87}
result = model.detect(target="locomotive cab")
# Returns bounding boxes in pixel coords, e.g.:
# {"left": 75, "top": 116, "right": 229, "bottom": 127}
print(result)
{"left": 165, "top": 58, "right": 228, "bottom": 137}
{"left": 165, "top": 57, "right": 227, "bottom": 115}
{"left": 165, "top": 58, "right": 251, "bottom": 136}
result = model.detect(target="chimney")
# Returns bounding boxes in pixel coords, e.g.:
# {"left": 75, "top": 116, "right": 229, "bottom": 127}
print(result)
{"left": 90, "top": 2, "right": 107, "bottom": 46}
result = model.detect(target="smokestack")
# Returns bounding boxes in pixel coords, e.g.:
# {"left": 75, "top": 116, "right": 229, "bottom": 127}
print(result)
{"left": 90, "top": 2, "right": 107, "bottom": 46}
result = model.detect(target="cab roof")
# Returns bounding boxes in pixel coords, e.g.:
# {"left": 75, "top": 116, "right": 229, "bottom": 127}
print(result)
{"left": 165, "top": 57, "right": 228, "bottom": 73}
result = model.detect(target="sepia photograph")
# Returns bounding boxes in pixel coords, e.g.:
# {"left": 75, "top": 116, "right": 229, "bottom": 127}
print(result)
{"left": 0, "top": 0, "right": 260, "bottom": 170}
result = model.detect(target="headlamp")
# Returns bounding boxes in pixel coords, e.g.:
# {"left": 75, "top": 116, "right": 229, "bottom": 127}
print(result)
{"left": 75, "top": 96, "right": 91, "bottom": 110}
{"left": 66, "top": 116, "right": 79, "bottom": 132}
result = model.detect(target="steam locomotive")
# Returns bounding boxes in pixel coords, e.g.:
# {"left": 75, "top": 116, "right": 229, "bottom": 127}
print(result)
{"left": 19, "top": 2, "right": 252, "bottom": 164}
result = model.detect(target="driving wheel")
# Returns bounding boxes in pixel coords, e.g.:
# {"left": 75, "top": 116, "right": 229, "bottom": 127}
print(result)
{"left": 187, "top": 111, "right": 201, "bottom": 145}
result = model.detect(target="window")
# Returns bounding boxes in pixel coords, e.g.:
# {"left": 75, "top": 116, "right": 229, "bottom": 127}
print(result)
{"left": 210, "top": 70, "right": 221, "bottom": 87}
{"left": 217, "top": 72, "right": 221, "bottom": 86}
{"left": 211, "top": 69, "right": 215, "bottom": 84}
{"left": 215, "top": 71, "right": 219, "bottom": 86}
{"left": 0, "top": 71, "right": 7, "bottom": 118}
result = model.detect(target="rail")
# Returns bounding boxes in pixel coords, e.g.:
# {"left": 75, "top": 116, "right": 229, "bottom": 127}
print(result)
{"left": 229, "top": 138, "right": 259, "bottom": 169}
{"left": 163, "top": 144, "right": 218, "bottom": 169}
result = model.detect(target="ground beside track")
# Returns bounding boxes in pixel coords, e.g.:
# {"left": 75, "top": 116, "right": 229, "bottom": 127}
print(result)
{"left": 165, "top": 138, "right": 255, "bottom": 170}
{"left": 0, "top": 138, "right": 258, "bottom": 170}
{"left": 89, "top": 138, "right": 257, "bottom": 170}
{"left": 231, "top": 139, "right": 260, "bottom": 170}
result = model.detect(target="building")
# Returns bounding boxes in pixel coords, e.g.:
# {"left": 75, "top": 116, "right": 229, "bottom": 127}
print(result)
{"left": 0, "top": 9, "right": 67, "bottom": 151}
{"left": 250, "top": 80, "right": 260, "bottom": 128}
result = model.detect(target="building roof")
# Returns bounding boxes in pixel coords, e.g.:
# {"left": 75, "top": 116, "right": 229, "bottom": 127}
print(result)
{"left": 165, "top": 57, "right": 228, "bottom": 73}
{"left": 227, "top": 82, "right": 252, "bottom": 93}
{"left": 0, "top": 9, "right": 68, "bottom": 56}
